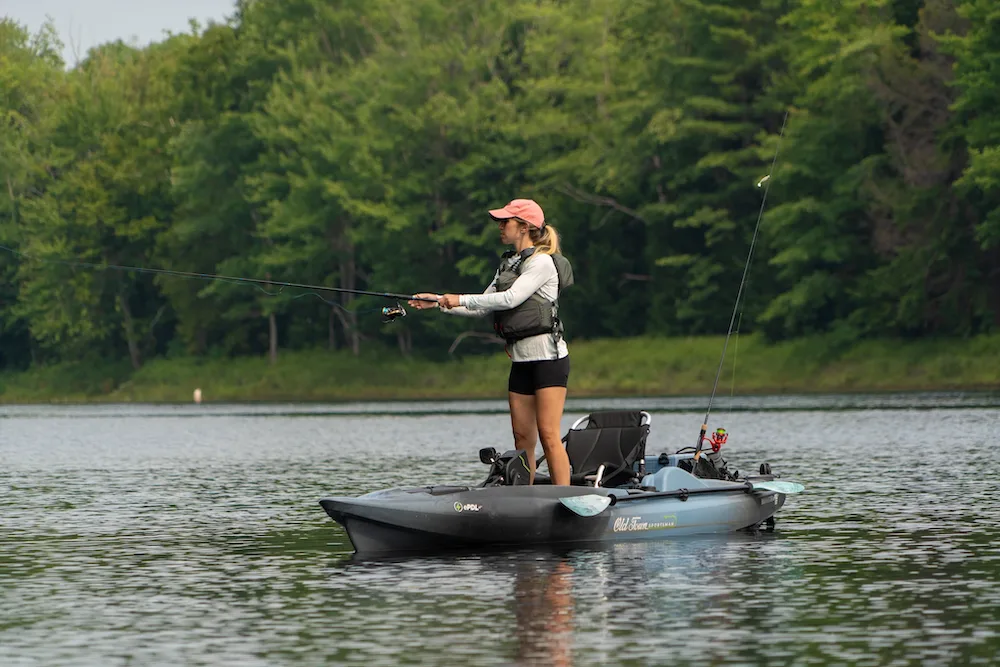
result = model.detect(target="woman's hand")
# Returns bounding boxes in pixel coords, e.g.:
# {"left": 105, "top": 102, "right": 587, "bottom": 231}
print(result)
{"left": 439, "top": 294, "right": 461, "bottom": 309}
{"left": 408, "top": 293, "right": 441, "bottom": 309}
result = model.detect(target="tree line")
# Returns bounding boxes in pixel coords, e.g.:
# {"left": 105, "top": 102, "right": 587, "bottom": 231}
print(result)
{"left": 1, "top": 0, "right": 997, "bottom": 371}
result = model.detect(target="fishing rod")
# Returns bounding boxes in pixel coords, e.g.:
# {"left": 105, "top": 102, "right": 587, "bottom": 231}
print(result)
{"left": 692, "top": 110, "right": 789, "bottom": 466}
{"left": 0, "top": 243, "right": 436, "bottom": 321}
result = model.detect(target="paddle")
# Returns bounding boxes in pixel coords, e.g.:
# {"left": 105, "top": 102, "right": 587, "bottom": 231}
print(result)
{"left": 750, "top": 480, "right": 805, "bottom": 495}
{"left": 558, "top": 480, "right": 805, "bottom": 517}
{"left": 559, "top": 495, "right": 613, "bottom": 517}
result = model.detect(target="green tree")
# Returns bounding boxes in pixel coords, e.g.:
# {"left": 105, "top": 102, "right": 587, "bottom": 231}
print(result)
{"left": 0, "top": 19, "right": 64, "bottom": 368}
{"left": 944, "top": 0, "right": 1000, "bottom": 326}
{"left": 160, "top": 22, "right": 270, "bottom": 357}
{"left": 758, "top": 0, "right": 898, "bottom": 339}
{"left": 15, "top": 42, "right": 182, "bottom": 367}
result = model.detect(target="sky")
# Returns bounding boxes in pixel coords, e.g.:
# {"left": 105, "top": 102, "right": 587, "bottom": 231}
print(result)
{"left": 3, "top": 0, "right": 238, "bottom": 66}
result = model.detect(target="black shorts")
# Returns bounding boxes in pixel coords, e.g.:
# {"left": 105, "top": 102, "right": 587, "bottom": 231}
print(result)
{"left": 508, "top": 356, "right": 571, "bottom": 395}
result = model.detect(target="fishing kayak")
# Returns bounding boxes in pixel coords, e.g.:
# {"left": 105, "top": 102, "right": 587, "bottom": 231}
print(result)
{"left": 319, "top": 410, "right": 803, "bottom": 555}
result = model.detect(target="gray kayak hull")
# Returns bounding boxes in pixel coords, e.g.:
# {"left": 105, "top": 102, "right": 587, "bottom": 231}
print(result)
{"left": 320, "top": 477, "right": 786, "bottom": 554}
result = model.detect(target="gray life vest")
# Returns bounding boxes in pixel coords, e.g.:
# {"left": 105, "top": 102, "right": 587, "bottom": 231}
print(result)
{"left": 492, "top": 248, "right": 574, "bottom": 345}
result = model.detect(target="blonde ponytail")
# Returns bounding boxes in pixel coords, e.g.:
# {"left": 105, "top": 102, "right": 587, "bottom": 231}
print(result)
{"left": 528, "top": 224, "right": 560, "bottom": 255}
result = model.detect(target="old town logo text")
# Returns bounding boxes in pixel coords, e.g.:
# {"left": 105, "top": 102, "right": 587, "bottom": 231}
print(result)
{"left": 613, "top": 516, "right": 677, "bottom": 532}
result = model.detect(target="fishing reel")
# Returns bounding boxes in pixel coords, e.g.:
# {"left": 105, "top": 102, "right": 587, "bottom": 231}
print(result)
{"left": 708, "top": 427, "right": 728, "bottom": 453}
{"left": 381, "top": 302, "right": 407, "bottom": 323}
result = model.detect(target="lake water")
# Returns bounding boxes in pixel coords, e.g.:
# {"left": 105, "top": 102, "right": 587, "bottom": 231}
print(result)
{"left": 2, "top": 392, "right": 999, "bottom": 665}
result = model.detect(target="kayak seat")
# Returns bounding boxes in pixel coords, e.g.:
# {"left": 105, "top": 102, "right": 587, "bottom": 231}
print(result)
{"left": 563, "top": 411, "right": 651, "bottom": 488}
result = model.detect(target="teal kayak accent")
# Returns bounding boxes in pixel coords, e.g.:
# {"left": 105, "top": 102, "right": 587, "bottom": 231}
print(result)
{"left": 750, "top": 480, "right": 805, "bottom": 494}
{"left": 559, "top": 495, "right": 613, "bottom": 517}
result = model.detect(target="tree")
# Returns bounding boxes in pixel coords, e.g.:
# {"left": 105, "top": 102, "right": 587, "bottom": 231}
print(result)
{"left": 14, "top": 42, "right": 182, "bottom": 367}
{"left": 0, "top": 19, "right": 64, "bottom": 368}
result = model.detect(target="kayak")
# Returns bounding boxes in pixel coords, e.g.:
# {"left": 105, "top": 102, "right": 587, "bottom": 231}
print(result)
{"left": 319, "top": 410, "right": 802, "bottom": 555}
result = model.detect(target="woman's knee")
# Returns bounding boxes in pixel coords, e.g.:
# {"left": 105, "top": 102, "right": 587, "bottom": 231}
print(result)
{"left": 539, "top": 433, "right": 566, "bottom": 456}
{"left": 512, "top": 429, "right": 537, "bottom": 448}
{"left": 537, "top": 426, "right": 562, "bottom": 448}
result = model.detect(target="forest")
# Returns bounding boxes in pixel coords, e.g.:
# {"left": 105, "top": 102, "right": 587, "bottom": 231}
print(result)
{"left": 1, "top": 0, "right": 998, "bottom": 374}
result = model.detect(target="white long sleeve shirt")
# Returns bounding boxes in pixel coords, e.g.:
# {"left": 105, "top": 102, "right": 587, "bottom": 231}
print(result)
{"left": 441, "top": 252, "right": 569, "bottom": 362}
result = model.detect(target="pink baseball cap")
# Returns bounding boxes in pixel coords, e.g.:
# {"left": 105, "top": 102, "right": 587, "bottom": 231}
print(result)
{"left": 488, "top": 199, "right": 545, "bottom": 229}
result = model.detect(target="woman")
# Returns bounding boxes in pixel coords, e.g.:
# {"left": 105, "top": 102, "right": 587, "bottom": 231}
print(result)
{"left": 409, "top": 198, "right": 572, "bottom": 486}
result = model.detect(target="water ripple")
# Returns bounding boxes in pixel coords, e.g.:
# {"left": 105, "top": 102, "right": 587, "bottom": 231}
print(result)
{"left": 0, "top": 400, "right": 998, "bottom": 665}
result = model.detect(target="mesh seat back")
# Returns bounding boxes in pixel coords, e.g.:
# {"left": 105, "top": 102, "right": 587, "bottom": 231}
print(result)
{"left": 564, "top": 424, "right": 650, "bottom": 487}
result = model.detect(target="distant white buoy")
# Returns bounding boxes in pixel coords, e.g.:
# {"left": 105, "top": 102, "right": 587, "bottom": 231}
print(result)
{"left": 193, "top": 388, "right": 202, "bottom": 404}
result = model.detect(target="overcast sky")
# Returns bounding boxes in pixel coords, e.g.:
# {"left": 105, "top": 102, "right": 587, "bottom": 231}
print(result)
{"left": 3, "top": 0, "right": 238, "bottom": 66}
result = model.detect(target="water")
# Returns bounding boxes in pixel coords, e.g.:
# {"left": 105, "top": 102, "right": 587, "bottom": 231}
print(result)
{"left": 2, "top": 393, "right": 998, "bottom": 665}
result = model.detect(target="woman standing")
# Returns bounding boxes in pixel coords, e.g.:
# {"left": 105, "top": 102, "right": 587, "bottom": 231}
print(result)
{"left": 410, "top": 199, "right": 572, "bottom": 485}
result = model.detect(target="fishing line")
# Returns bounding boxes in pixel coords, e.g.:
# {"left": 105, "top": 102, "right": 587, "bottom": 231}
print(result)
{"left": 0, "top": 243, "right": 432, "bottom": 319}
{"left": 694, "top": 109, "right": 789, "bottom": 453}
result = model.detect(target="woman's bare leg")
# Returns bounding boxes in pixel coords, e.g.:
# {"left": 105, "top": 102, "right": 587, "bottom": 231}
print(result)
{"left": 536, "top": 386, "right": 569, "bottom": 485}
{"left": 508, "top": 391, "right": 539, "bottom": 483}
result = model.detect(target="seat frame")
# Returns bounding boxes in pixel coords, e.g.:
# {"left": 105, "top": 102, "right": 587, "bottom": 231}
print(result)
{"left": 565, "top": 411, "right": 652, "bottom": 432}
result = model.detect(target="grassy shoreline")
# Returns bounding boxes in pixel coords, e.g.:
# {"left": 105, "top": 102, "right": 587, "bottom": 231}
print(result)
{"left": 0, "top": 333, "right": 998, "bottom": 404}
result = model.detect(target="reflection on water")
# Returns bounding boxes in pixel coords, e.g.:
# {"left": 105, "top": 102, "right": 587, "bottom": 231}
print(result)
{"left": 514, "top": 558, "right": 574, "bottom": 667}
{"left": 1, "top": 397, "right": 998, "bottom": 665}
